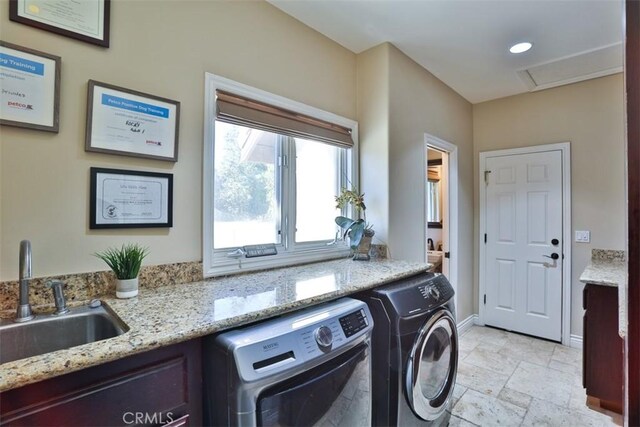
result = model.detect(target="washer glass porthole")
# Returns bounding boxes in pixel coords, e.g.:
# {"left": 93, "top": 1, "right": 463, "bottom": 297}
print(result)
{"left": 406, "top": 310, "right": 458, "bottom": 421}
{"left": 419, "top": 325, "right": 452, "bottom": 399}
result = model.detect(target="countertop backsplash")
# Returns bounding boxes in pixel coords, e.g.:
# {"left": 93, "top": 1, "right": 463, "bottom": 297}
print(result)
{"left": 0, "top": 261, "right": 203, "bottom": 316}
{"left": 591, "top": 249, "right": 626, "bottom": 263}
{"left": 0, "top": 245, "right": 388, "bottom": 316}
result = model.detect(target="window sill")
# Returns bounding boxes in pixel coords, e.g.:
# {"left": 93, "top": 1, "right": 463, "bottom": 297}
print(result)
{"left": 204, "top": 246, "right": 352, "bottom": 278}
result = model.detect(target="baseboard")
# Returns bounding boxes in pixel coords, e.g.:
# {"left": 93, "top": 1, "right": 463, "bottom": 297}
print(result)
{"left": 456, "top": 315, "right": 579, "bottom": 348}
{"left": 570, "top": 334, "right": 583, "bottom": 349}
{"left": 457, "top": 314, "right": 478, "bottom": 335}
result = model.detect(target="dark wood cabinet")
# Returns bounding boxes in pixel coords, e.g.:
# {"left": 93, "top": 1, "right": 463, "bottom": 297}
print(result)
{"left": 583, "top": 283, "right": 623, "bottom": 413}
{"left": 0, "top": 339, "right": 202, "bottom": 426}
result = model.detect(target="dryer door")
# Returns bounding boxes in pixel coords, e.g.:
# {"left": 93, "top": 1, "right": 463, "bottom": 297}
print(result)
{"left": 405, "top": 309, "right": 458, "bottom": 421}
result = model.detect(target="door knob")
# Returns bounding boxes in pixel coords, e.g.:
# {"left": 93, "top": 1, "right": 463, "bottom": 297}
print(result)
{"left": 543, "top": 253, "right": 560, "bottom": 260}
{"left": 551, "top": 238, "right": 559, "bottom": 246}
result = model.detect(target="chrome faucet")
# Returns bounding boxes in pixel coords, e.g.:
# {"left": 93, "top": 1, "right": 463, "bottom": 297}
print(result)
{"left": 15, "top": 240, "right": 34, "bottom": 322}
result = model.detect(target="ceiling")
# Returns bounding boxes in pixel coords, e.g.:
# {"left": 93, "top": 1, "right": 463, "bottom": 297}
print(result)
{"left": 267, "top": 0, "right": 624, "bottom": 103}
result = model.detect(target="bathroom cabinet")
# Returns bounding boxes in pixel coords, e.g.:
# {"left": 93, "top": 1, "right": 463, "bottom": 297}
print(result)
{"left": 583, "top": 283, "right": 623, "bottom": 413}
{"left": 0, "top": 339, "right": 202, "bottom": 426}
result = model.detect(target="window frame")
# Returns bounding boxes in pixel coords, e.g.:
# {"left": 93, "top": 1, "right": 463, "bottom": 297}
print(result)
{"left": 203, "top": 73, "right": 359, "bottom": 277}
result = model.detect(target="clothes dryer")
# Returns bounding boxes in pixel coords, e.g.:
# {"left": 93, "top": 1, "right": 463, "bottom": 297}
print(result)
{"left": 357, "top": 273, "right": 457, "bottom": 426}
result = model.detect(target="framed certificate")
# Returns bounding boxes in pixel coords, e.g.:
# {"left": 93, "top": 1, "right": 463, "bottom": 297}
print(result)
{"left": 0, "top": 41, "right": 60, "bottom": 132}
{"left": 90, "top": 167, "right": 173, "bottom": 229}
{"left": 9, "top": 0, "right": 110, "bottom": 47}
{"left": 86, "top": 80, "right": 180, "bottom": 162}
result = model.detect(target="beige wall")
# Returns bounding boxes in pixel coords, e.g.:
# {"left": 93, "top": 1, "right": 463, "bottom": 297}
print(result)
{"left": 473, "top": 74, "right": 626, "bottom": 336}
{"left": 386, "top": 45, "right": 475, "bottom": 322}
{"left": 0, "top": 0, "right": 356, "bottom": 280}
{"left": 356, "top": 44, "right": 390, "bottom": 242}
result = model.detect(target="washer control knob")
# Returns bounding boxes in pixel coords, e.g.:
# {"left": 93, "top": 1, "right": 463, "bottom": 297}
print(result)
{"left": 428, "top": 286, "right": 441, "bottom": 300}
{"left": 314, "top": 325, "right": 333, "bottom": 349}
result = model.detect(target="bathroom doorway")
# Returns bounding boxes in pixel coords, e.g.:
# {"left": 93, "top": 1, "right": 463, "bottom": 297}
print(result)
{"left": 425, "top": 133, "right": 458, "bottom": 313}
{"left": 426, "top": 147, "right": 446, "bottom": 272}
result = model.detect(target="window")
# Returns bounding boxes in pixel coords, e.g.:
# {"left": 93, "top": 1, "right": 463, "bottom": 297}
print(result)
{"left": 204, "top": 74, "right": 358, "bottom": 276}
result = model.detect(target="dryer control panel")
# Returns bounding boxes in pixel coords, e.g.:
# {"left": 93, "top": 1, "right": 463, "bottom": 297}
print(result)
{"left": 418, "top": 275, "right": 454, "bottom": 303}
{"left": 373, "top": 272, "right": 455, "bottom": 317}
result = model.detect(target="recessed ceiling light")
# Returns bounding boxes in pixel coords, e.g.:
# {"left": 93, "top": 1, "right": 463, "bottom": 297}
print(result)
{"left": 510, "top": 42, "right": 533, "bottom": 54}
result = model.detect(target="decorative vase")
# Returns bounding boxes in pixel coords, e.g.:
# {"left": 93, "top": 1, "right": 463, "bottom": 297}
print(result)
{"left": 116, "top": 277, "right": 139, "bottom": 299}
{"left": 353, "top": 230, "right": 375, "bottom": 261}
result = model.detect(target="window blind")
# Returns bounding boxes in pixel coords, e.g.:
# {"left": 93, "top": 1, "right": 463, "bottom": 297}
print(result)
{"left": 215, "top": 90, "right": 353, "bottom": 149}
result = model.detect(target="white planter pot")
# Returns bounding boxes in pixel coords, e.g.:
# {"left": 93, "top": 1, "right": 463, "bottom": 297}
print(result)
{"left": 116, "top": 277, "right": 139, "bottom": 299}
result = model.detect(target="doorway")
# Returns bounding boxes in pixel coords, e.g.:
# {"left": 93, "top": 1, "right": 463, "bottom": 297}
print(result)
{"left": 426, "top": 148, "right": 446, "bottom": 272}
{"left": 479, "top": 143, "right": 572, "bottom": 345}
{"left": 425, "top": 133, "right": 459, "bottom": 317}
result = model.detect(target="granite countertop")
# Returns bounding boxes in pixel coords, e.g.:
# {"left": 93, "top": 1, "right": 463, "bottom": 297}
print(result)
{"left": 0, "top": 257, "right": 430, "bottom": 392}
{"left": 579, "top": 249, "right": 627, "bottom": 338}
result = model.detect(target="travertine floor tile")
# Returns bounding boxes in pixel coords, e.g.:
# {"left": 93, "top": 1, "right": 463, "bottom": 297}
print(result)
{"left": 497, "top": 387, "right": 533, "bottom": 409}
{"left": 451, "top": 384, "right": 468, "bottom": 408}
{"left": 456, "top": 360, "right": 510, "bottom": 396}
{"left": 464, "top": 347, "right": 520, "bottom": 376}
{"left": 452, "top": 388, "right": 526, "bottom": 426}
{"left": 568, "top": 385, "right": 621, "bottom": 425}
{"left": 522, "top": 398, "right": 612, "bottom": 427}
{"left": 456, "top": 326, "right": 618, "bottom": 426}
{"left": 447, "top": 414, "right": 478, "bottom": 426}
{"left": 551, "top": 343, "right": 582, "bottom": 366}
{"left": 548, "top": 358, "right": 582, "bottom": 377}
{"left": 497, "top": 338, "right": 554, "bottom": 367}
{"left": 506, "top": 361, "right": 574, "bottom": 406}
{"left": 462, "top": 325, "right": 509, "bottom": 347}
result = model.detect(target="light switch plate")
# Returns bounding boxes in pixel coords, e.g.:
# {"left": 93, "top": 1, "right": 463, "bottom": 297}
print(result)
{"left": 575, "top": 230, "right": 590, "bottom": 243}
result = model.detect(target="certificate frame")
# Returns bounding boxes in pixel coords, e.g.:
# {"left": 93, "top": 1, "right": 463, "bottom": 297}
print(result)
{"left": 0, "top": 41, "right": 60, "bottom": 132}
{"left": 85, "top": 80, "right": 180, "bottom": 162}
{"left": 9, "top": 0, "right": 110, "bottom": 48}
{"left": 90, "top": 167, "right": 173, "bottom": 229}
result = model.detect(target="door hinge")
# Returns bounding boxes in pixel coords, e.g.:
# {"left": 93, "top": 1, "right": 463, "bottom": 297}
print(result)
{"left": 444, "top": 252, "right": 450, "bottom": 259}
{"left": 484, "top": 170, "right": 492, "bottom": 185}
{"left": 278, "top": 155, "right": 288, "bottom": 167}
{"left": 484, "top": 294, "right": 487, "bottom": 305}
{"left": 484, "top": 233, "right": 487, "bottom": 244}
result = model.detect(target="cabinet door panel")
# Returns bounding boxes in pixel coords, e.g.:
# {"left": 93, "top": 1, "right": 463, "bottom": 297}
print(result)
{"left": 583, "top": 284, "right": 623, "bottom": 409}
{"left": 1, "top": 340, "right": 202, "bottom": 427}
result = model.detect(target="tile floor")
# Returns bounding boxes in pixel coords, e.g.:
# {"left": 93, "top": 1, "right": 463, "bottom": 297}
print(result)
{"left": 450, "top": 325, "right": 621, "bottom": 426}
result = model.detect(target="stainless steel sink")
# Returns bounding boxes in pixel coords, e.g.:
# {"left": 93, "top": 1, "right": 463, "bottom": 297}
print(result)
{"left": 0, "top": 303, "right": 129, "bottom": 364}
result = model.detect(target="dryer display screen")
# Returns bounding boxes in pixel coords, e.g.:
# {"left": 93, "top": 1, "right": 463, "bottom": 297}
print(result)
{"left": 339, "top": 309, "right": 368, "bottom": 337}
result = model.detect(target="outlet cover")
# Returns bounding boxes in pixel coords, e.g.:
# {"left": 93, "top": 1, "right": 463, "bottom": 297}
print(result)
{"left": 575, "top": 230, "right": 591, "bottom": 243}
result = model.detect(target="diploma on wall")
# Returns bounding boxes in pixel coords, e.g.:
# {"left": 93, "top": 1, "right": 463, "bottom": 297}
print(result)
{"left": 86, "top": 81, "right": 180, "bottom": 162}
{"left": 0, "top": 41, "right": 60, "bottom": 132}
{"left": 10, "top": 0, "right": 110, "bottom": 47}
{"left": 90, "top": 168, "right": 173, "bottom": 229}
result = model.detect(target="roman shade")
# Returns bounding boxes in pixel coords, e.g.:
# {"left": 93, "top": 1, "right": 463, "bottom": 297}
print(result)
{"left": 215, "top": 90, "right": 353, "bottom": 149}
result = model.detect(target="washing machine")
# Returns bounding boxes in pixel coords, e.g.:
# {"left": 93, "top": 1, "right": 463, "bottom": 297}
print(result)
{"left": 357, "top": 272, "right": 458, "bottom": 426}
{"left": 203, "top": 297, "right": 373, "bottom": 427}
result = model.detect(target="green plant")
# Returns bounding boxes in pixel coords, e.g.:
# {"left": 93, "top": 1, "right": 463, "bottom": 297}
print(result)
{"left": 94, "top": 244, "right": 149, "bottom": 280}
{"left": 334, "top": 187, "right": 374, "bottom": 249}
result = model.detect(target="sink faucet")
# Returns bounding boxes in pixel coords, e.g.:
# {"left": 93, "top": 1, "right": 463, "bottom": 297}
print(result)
{"left": 16, "top": 240, "right": 34, "bottom": 322}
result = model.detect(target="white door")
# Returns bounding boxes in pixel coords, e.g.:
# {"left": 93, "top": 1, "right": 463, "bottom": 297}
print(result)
{"left": 484, "top": 150, "right": 563, "bottom": 341}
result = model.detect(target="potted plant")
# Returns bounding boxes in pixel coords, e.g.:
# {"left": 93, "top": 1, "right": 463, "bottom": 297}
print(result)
{"left": 335, "top": 187, "right": 375, "bottom": 261}
{"left": 95, "top": 243, "right": 149, "bottom": 298}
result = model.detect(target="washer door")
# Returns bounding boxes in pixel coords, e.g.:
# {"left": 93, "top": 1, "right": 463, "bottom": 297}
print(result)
{"left": 405, "top": 309, "right": 458, "bottom": 421}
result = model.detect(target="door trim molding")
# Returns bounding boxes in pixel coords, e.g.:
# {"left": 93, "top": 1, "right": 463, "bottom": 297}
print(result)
{"left": 425, "top": 133, "right": 459, "bottom": 315}
{"left": 478, "top": 142, "right": 572, "bottom": 346}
